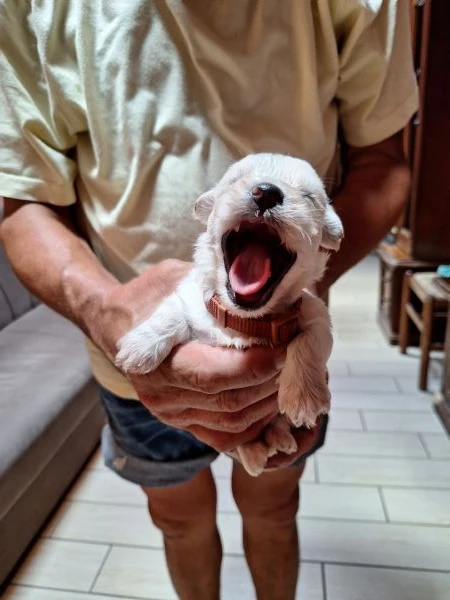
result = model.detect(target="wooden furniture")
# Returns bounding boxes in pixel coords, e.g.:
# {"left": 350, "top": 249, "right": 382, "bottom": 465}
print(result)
{"left": 402, "top": 0, "right": 450, "bottom": 261}
{"left": 376, "top": 0, "right": 450, "bottom": 344}
{"left": 399, "top": 272, "right": 448, "bottom": 390}
{"left": 376, "top": 243, "right": 440, "bottom": 345}
{"left": 435, "top": 303, "right": 450, "bottom": 434}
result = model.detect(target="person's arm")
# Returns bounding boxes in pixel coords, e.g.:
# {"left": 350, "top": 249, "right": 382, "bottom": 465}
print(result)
{"left": 318, "top": 130, "right": 410, "bottom": 295}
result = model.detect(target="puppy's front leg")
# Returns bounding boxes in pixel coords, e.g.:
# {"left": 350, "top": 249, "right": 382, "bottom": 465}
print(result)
{"left": 278, "top": 292, "right": 333, "bottom": 428}
{"left": 115, "top": 294, "right": 190, "bottom": 374}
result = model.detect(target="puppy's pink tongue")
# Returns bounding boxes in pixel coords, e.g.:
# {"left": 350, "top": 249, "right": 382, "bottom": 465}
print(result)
{"left": 229, "top": 243, "right": 271, "bottom": 295}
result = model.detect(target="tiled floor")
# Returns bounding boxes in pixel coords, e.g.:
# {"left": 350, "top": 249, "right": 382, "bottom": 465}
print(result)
{"left": 4, "top": 255, "right": 450, "bottom": 599}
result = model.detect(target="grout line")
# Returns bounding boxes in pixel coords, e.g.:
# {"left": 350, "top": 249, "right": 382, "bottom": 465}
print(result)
{"left": 315, "top": 454, "right": 449, "bottom": 462}
{"left": 393, "top": 377, "right": 405, "bottom": 393}
{"left": 8, "top": 582, "right": 169, "bottom": 600}
{"left": 64, "top": 498, "right": 144, "bottom": 509}
{"left": 417, "top": 433, "right": 432, "bottom": 459}
{"left": 320, "top": 452, "right": 435, "bottom": 460}
{"left": 304, "top": 560, "right": 450, "bottom": 575}
{"left": 89, "top": 544, "right": 113, "bottom": 592}
{"left": 321, "top": 563, "right": 328, "bottom": 600}
{"left": 377, "top": 487, "right": 390, "bottom": 523}
{"left": 358, "top": 410, "right": 367, "bottom": 432}
{"left": 332, "top": 408, "right": 439, "bottom": 415}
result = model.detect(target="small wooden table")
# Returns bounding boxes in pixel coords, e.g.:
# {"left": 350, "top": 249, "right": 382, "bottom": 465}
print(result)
{"left": 399, "top": 272, "right": 449, "bottom": 391}
{"left": 376, "top": 243, "right": 440, "bottom": 345}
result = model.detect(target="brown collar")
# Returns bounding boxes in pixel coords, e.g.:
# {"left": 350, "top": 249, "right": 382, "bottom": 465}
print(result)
{"left": 206, "top": 295, "right": 302, "bottom": 345}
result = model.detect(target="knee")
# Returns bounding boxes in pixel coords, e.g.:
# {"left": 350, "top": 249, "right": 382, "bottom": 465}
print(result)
{"left": 232, "top": 472, "right": 300, "bottom": 527}
{"left": 143, "top": 473, "right": 217, "bottom": 540}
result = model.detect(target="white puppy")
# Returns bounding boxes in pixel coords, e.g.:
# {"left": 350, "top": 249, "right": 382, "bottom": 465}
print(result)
{"left": 116, "top": 153, "right": 344, "bottom": 476}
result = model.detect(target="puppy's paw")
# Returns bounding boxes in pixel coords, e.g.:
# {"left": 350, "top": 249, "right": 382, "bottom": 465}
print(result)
{"left": 264, "top": 416, "right": 297, "bottom": 455}
{"left": 115, "top": 322, "right": 166, "bottom": 374}
{"left": 278, "top": 377, "right": 330, "bottom": 428}
{"left": 237, "top": 441, "right": 270, "bottom": 477}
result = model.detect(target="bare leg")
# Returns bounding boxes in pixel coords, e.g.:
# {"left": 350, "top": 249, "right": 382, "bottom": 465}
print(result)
{"left": 143, "top": 467, "right": 221, "bottom": 600}
{"left": 232, "top": 461, "right": 305, "bottom": 600}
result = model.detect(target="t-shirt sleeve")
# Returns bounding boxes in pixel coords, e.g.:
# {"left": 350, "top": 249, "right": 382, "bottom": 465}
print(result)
{"left": 0, "top": 3, "right": 78, "bottom": 205}
{"left": 335, "top": 0, "right": 419, "bottom": 147}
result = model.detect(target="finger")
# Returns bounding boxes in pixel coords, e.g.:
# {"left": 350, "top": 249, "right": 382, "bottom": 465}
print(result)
{"left": 161, "top": 341, "right": 287, "bottom": 393}
{"left": 157, "top": 393, "right": 279, "bottom": 433}
{"left": 185, "top": 412, "right": 278, "bottom": 453}
{"left": 138, "top": 375, "right": 279, "bottom": 414}
{"left": 264, "top": 417, "right": 324, "bottom": 469}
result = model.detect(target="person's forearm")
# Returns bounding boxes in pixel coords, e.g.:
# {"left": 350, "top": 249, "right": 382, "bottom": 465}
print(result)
{"left": 319, "top": 133, "right": 410, "bottom": 293}
{"left": 0, "top": 200, "right": 118, "bottom": 339}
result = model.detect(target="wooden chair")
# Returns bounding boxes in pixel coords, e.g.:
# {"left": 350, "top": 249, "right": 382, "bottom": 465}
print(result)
{"left": 399, "top": 272, "right": 449, "bottom": 391}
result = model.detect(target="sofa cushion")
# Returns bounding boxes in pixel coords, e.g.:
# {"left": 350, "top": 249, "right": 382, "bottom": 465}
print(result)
{"left": 0, "top": 305, "right": 98, "bottom": 504}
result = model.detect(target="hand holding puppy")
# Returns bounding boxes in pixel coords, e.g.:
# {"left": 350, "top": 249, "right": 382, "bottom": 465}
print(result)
{"left": 92, "top": 259, "right": 286, "bottom": 452}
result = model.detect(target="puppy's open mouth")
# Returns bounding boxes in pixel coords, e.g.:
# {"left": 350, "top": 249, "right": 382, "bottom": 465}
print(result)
{"left": 222, "top": 221, "right": 296, "bottom": 309}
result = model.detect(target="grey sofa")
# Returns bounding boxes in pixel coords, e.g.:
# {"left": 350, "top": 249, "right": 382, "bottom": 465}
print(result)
{"left": 0, "top": 237, "right": 105, "bottom": 586}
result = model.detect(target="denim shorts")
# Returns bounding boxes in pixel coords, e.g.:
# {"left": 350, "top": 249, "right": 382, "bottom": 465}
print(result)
{"left": 99, "top": 386, "right": 329, "bottom": 488}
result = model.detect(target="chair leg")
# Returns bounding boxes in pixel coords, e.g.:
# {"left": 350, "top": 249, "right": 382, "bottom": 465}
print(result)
{"left": 399, "top": 271, "right": 412, "bottom": 354}
{"left": 419, "top": 298, "right": 433, "bottom": 391}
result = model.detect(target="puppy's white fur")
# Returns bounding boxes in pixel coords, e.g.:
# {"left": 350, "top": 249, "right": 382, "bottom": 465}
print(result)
{"left": 116, "top": 153, "right": 343, "bottom": 476}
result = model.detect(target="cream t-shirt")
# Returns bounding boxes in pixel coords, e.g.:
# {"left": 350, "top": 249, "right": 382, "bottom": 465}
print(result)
{"left": 0, "top": 0, "right": 418, "bottom": 398}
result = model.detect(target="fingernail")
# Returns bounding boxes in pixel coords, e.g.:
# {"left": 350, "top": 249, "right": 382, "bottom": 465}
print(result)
{"left": 275, "top": 348, "right": 287, "bottom": 370}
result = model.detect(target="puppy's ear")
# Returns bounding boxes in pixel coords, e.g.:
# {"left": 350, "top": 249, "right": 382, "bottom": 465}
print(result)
{"left": 193, "top": 190, "right": 215, "bottom": 224}
{"left": 321, "top": 203, "right": 344, "bottom": 251}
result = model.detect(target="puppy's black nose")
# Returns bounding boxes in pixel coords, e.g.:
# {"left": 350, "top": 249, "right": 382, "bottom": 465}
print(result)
{"left": 251, "top": 183, "right": 284, "bottom": 213}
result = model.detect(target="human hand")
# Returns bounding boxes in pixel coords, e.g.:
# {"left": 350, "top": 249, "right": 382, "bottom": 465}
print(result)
{"left": 263, "top": 414, "right": 327, "bottom": 470}
{"left": 90, "top": 260, "right": 286, "bottom": 452}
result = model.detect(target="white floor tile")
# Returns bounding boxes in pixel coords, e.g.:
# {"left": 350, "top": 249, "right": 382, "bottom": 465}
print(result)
{"left": 299, "top": 483, "right": 385, "bottom": 521}
{"left": 331, "top": 392, "right": 432, "bottom": 412}
{"left": 321, "top": 431, "right": 427, "bottom": 458}
{"left": 382, "top": 488, "right": 450, "bottom": 525}
{"left": 421, "top": 433, "right": 450, "bottom": 458}
{"left": 328, "top": 410, "right": 363, "bottom": 431}
{"left": 301, "top": 520, "right": 450, "bottom": 570}
{"left": 348, "top": 359, "right": 420, "bottom": 376}
{"left": 363, "top": 410, "right": 445, "bottom": 433}
{"left": 50, "top": 501, "right": 163, "bottom": 547}
{"left": 325, "top": 564, "right": 450, "bottom": 600}
{"left": 12, "top": 539, "right": 109, "bottom": 592}
{"left": 68, "top": 468, "right": 144, "bottom": 505}
{"left": 318, "top": 455, "right": 450, "bottom": 488}
{"left": 329, "top": 376, "right": 398, "bottom": 393}
{"left": 93, "top": 546, "right": 176, "bottom": 599}
{"left": 2, "top": 587, "right": 136, "bottom": 600}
